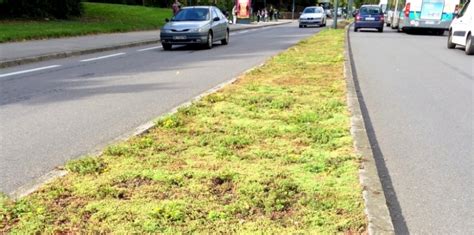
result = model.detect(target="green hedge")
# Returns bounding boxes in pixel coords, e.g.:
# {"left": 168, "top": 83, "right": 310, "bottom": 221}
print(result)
{"left": 86, "top": 0, "right": 173, "bottom": 7}
{"left": 0, "top": 0, "right": 83, "bottom": 19}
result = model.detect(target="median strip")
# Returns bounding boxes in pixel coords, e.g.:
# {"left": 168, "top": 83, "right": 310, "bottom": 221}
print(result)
{"left": 0, "top": 29, "right": 367, "bottom": 233}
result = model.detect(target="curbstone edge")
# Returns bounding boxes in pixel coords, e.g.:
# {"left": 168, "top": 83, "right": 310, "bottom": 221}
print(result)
{"left": 344, "top": 23, "right": 396, "bottom": 235}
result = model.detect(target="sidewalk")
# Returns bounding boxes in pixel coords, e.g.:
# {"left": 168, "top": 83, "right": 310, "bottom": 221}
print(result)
{"left": 0, "top": 20, "right": 292, "bottom": 68}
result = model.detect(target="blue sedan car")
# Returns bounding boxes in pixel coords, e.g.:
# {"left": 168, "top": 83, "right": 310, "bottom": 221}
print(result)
{"left": 354, "top": 5, "right": 384, "bottom": 32}
{"left": 160, "top": 6, "right": 229, "bottom": 50}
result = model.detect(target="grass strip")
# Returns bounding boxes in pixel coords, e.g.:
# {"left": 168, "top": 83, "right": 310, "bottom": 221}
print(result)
{"left": 0, "top": 3, "right": 170, "bottom": 43}
{"left": 0, "top": 29, "right": 366, "bottom": 233}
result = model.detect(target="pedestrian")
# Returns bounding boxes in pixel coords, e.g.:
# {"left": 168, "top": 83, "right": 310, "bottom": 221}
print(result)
{"left": 264, "top": 8, "right": 268, "bottom": 22}
{"left": 232, "top": 4, "right": 237, "bottom": 24}
{"left": 172, "top": 0, "right": 181, "bottom": 16}
{"left": 269, "top": 7, "right": 274, "bottom": 21}
{"left": 257, "top": 9, "right": 261, "bottom": 22}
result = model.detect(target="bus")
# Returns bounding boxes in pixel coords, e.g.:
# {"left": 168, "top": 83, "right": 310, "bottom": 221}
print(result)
{"left": 391, "top": 0, "right": 461, "bottom": 33}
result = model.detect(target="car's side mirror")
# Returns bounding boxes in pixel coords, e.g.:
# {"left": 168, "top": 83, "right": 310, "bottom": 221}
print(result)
{"left": 165, "top": 18, "right": 170, "bottom": 22}
{"left": 213, "top": 17, "right": 220, "bottom": 21}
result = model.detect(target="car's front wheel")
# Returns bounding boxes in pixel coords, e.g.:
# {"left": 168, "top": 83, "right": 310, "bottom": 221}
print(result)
{"left": 162, "top": 43, "right": 172, "bottom": 51}
{"left": 221, "top": 30, "right": 229, "bottom": 45}
{"left": 465, "top": 34, "right": 474, "bottom": 55}
{"left": 204, "top": 32, "right": 213, "bottom": 49}
{"left": 447, "top": 30, "right": 456, "bottom": 49}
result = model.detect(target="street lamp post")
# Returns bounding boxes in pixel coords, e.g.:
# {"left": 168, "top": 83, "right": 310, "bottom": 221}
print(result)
{"left": 292, "top": 0, "right": 295, "bottom": 20}
{"left": 393, "top": 0, "right": 400, "bottom": 27}
{"left": 348, "top": 0, "right": 353, "bottom": 19}
{"left": 333, "top": 0, "right": 339, "bottom": 29}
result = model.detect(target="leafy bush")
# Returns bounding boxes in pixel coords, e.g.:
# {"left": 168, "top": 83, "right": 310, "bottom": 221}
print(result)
{"left": 0, "top": 0, "right": 83, "bottom": 19}
{"left": 86, "top": 0, "right": 174, "bottom": 7}
{"left": 66, "top": 156, "right": 106, "bottom": 175}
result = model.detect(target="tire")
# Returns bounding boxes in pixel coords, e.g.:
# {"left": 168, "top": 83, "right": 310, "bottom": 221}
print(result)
{"left": 299, "top": 24, "right": 302, "bottom": 28}
{"left": 204, "top": 32, "right": 213, "bottom": 49}
{"left": 378, "top": 27, "right": 384, "bottom": 32}
{"left": 221, "top": 30, "right": 229, "bottom": 45}
{"left": 386, "top": 23, "right": 391, "bottom": 27}
{"left": 435, "top": 29, "right": 445, "bottom": 36}
{"left": 465, "top": 34, "right": 474, "bottom": 55}
{"left": 397, "top": 25, "right": 403, "bottom": 33}
{"left": 162, "top": 43, "right": 172, "bottom": 51}
{"left": 447, "top": 31, "right": 456, "bottom": 49}
{"left": 354, "top": 27, "right": 358, "bottom": 32}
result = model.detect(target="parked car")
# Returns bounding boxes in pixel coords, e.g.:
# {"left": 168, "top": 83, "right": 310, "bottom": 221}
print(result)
{"left": 325, "top": 9, "right": 334, "bottom": 18}
{"left": 384, "top": 9, "right": 394, "bottom": 26}
{"left": 299, "top": 6, "right": 327, "bottom": 28}
{"left": 160, "top": 6, "right": 229, "bottom": 50}
{"left": 447, "top": 0, "right": 474, "bottom": 55}
{"left": 354, "top": 5, "right": 385, "bottom": 32}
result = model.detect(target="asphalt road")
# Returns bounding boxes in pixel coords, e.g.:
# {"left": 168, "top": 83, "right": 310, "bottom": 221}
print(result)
{"left": 0, "top": 22, "right": 322, "bottom": 194}
{"left": 350, "top": 27, "right": 473, "bottom": 234}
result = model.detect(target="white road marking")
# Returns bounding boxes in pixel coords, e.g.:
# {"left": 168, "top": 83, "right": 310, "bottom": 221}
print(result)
{"left": 137, "top": 46, "right": 162, "bottom": 52}
{"left": 80, "top": 53, "right": 126, "bottom": 62}
{"left": 0, "top": 65, "right": 61, "bottom": 78}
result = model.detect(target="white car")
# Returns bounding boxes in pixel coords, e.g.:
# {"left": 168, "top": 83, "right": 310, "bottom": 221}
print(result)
{"left": 384, "top": 10, "right": 393, "bottom": 27}
{"left": 447, "top": 0, "right": 473, "bottom": 55}
{"left": 299, "top": 6, "right": 327, "bottom": 28}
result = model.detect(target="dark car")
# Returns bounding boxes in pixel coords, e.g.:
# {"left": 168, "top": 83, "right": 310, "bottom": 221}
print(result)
{"left": 354, "top": 5, "right": 384, "bottom": 32}
{"left": 160, "top": 6, "right": 229, "bottom": 50}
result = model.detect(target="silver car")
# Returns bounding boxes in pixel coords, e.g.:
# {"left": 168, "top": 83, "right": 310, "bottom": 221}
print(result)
{"left": 299, "top": 6, "right": 327, "bottom": 28}
{"left": 160, "top": 6, "right": 229, "bottom": 50}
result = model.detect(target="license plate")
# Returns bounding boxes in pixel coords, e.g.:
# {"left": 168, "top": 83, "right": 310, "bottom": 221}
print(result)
{"left": 365, "top": 17, "right": 375, "bottom": 21}
{"left": 425, "top": 20, "right": 434, "bottom": 24}
{"left": 173, "top": 36, "right": 186, "bottom": 40}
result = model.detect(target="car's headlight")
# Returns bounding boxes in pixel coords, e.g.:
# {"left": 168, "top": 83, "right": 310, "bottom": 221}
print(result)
{"left": 163, "top": 29, "right": 173, "bottom": 33}
{"left": 189, "top": 28, "right": 203, "bottom": 32}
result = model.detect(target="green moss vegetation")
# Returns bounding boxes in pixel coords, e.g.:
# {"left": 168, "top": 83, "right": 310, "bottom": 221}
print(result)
{"left": 0, "top": 3, "right": 171, "bottom": 43}
{"left": 0, "top": 29, "right": 366, "bottom": 233}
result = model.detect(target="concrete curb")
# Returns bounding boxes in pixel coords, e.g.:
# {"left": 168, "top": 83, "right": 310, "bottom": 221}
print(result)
{"left": 344, "top": 24, "right": 395, "bottom": 234}
{"left": 0, "top": 21, "right": 292, "bottom": 69}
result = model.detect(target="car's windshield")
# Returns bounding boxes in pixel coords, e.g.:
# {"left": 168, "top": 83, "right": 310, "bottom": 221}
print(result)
{"left": 303, "top": 8, "right": 322, "bottom": 13}
{"left": 360, "top": 7, "right": 382, "bottom": 14}
{"left": 172, "top": 8, "right": 210, "bottom": 21}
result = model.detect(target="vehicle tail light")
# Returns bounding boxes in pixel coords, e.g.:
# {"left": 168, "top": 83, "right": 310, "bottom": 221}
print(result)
{"left": 380, "top": 14, "right": 385, "bottom": 21}
{"left": 405, "top": 3, "right": 410, "bottom": 17}
{"left": 355, "top": 14, "right": 361, "bottom": 21}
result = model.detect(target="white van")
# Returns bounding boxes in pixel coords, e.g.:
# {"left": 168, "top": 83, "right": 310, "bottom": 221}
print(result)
{"left": 447, "top": 0, "right": 473, "bottom": 54}
{"left": 392, "top": 0, "right": 460, "bottom": 34}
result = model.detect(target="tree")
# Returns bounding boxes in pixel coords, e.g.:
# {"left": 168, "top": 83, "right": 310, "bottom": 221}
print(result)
{"left": 0, "top": 0, "right": 83, "bottom": 19}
